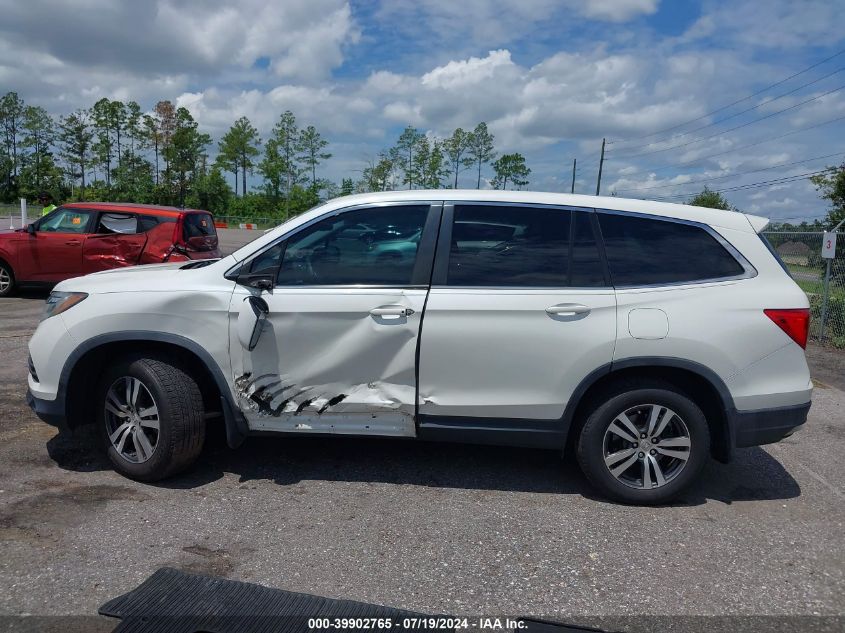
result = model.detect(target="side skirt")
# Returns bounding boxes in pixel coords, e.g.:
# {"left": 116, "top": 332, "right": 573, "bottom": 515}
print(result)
{"left": 416, "top": 414, "right": 567, "bottom": 449}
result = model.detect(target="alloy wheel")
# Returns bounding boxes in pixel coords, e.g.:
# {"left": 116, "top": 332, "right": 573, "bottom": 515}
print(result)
{"left": 602, "top": 403, "right": 691, "bottom": 490}
{"left": 104, "top": 376, "right": 160, "bottom": 463}
{"left": 0, "top": 267, "right": 11, "bottom": 293}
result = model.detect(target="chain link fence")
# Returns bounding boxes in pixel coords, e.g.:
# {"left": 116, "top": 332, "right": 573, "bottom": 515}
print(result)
{"left": 1, "top": 203, "right": 41, "bottom": 228}
{"left": 763, "top": 231, "right": 845, "bottom": 348}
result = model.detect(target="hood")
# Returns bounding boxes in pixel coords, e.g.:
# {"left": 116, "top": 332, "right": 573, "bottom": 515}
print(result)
{"left": 54, "top": 260, "right": 230, "bottom": 294}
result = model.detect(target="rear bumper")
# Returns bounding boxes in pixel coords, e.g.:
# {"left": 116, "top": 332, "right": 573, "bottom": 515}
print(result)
{"left": 26, "top": 387, "right": 67, "bottom": 428}
{"left": 730, "top": 401, "right": 810, "bottom": 448}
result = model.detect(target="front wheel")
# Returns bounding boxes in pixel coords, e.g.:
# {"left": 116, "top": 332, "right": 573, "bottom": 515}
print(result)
{"left": 0, "top": 261, "right": 15, "bottom": 297}
{"left": 576, "top": 386, "right": 710, "bottom": 504}
{"left": 97, "top": 354, "right": 206, "bottom": 481}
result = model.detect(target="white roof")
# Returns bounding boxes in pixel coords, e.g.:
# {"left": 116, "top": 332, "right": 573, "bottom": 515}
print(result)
{"left": 317, "top": 189, "right": 766, "bottom": 233}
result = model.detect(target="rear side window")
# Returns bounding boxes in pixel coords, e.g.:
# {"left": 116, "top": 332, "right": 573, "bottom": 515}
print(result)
{"left": 598, "top": 213, "right": 745, "bottom": 286}
{"left": 182, "top": 213, "right": 217, "bottom": 238}
{"left": 446, "top": 205, "right": 605, "bottom": 287}
{"left": 97, "top": 213, "right": 138, "bottom": 234}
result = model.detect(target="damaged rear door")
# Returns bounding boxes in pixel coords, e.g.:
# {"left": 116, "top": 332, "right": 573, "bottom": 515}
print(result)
{"left": 230, "top": 202, "right": 442, "bottom": 436}
{"left": 82, "top": 212, "right": 147, "bottom": 272}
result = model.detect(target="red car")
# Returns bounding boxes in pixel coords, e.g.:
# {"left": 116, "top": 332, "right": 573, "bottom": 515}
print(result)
{"left": 0, "top": 202, "right": 220, "bottom": 296}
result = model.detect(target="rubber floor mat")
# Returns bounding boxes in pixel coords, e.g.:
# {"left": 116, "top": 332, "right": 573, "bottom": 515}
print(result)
{"left": 99, "top": 567, "right": 611, "bottom": 633}
{"left": 99, "top": 567, "right": 431, "bottom": 633}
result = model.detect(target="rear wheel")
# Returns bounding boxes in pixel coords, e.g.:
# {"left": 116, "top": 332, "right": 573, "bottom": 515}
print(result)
{"left": 97, "top": 354, "right": 205, "bottom": 481}
{"left": 576, "top": 385, "right": 710, "bottom": 504}
{"left": 0, "top": 261, "right": 15, "bottom": 297}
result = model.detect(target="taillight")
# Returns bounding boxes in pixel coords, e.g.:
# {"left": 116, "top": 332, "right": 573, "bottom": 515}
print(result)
{"left": 764, "top": 309, "right": 810, "bottom": 349}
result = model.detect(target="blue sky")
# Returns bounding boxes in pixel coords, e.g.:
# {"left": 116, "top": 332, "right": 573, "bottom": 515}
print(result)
{"left": 1, "top": 0, "right": 843, "bottom": 222}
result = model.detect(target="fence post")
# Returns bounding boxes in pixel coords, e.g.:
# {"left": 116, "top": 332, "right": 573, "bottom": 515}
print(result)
{"left": 20, "top": 198, "right": 27, "bottom": 228}
{"left": 819, "top": 259, "right": 832, "bottom": 343}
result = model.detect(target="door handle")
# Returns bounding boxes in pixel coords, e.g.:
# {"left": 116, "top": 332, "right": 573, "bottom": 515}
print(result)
{"left": 545, "top": 303, "right": 590, "bottom": 316}
{"left": 370, "top": 305, "right": 415, "bottom": 317}
{"left": 65, "top": 240, "right": 81, "bottom": 245}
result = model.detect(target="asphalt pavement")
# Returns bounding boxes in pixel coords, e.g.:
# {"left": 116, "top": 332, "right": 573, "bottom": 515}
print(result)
{"left": 0, "top": 235, "right": 842, "bottom": 632}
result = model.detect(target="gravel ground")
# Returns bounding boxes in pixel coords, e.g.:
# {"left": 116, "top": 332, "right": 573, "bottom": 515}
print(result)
{"left": 0, "top": 283, "right": 842, "bottom": 633}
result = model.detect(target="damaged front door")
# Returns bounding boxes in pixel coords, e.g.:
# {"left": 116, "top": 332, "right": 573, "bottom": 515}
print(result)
{"left": 230, "top": 202, "right": 441, "bottom": 437}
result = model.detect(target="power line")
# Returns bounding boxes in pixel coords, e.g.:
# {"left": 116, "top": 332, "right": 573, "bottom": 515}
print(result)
{"left": 616, "top": 113, "right": 845, "bottom": 177}
{"left": 610, "top": 66, "right": 845, "bottom": 155}
{"left": 610, "top": 82, "right": 845, "bottom": 161}
{"left": 648, "top": 169, "right": 829, "bottom": 201}
{"left": 613, "top": 152, "right": 843, "bottom": 194}
{"left": 608, "top": 46, "right": 845, "bottom": 146}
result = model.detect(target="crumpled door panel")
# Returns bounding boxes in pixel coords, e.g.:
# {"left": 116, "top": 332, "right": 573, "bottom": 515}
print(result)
{"left": 230, "top": 288, "right": 426, "bottom": 436}
{"left": 82, "top": 234, "right": 148, "bottom": 273}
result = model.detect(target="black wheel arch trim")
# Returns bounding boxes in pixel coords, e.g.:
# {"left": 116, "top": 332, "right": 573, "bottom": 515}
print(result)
{"left": 53, "top": 331, "right": 249, "bottom": 448}
{"left": 564, "top": 356, "right": 737, "bottom": 461}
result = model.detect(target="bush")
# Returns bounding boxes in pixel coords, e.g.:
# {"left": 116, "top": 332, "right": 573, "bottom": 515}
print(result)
{"left": 811, "top": 294, "right": 845, "bottom": 341}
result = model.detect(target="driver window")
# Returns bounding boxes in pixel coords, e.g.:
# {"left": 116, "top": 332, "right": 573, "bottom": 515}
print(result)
{"left": 276, "top": 205, "right": 429, "bottom": 286}
{"left": 37, "top": 208, "right": 94, "bottom": 234}
{"left": 97, "top": 213, "right": 138, "bottom": 235}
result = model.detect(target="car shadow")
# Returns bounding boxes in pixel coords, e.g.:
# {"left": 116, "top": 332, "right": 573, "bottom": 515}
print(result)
{"left": 45, "top": 424, "right": 801, "bottom": 506}
{"left": 12, "top": 286, "right": 52, "bottom": 300}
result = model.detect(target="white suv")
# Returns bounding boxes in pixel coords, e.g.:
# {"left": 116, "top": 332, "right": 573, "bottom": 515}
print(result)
{"left": 26, "top": 191, "right": 812, "bottom": 504}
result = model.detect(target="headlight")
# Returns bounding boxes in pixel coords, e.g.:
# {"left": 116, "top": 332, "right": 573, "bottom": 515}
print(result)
{"left": 42, "top": 291, "right": 88, "bottom": 321}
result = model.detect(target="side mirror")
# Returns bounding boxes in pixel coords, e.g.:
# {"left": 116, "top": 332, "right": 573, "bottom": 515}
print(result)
{"left": 26, "top": 223, "right": 36, "bottom": 235}
{"left": 237, "top": 295, "right": 270, "bottom": 351}
{"left": 237, "top": 272, "right": 275, "bottom": 292}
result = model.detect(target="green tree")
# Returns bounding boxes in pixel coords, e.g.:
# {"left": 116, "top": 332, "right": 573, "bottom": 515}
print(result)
{"left": 163, "top": 107, "right": 210, "bottom": 207}
{"left": 124, "top": 101, "right": 143, "bottom": 159}
{"left": 21, "top": 105, "right": 55, "bottom": 193}
{"left": 688, "top": 186, "right": 737, "bottom": 211}
{"left": 414, "top": 138, "right": 448, "bottom": 189}
{"left": 491, "top": 153, "right": 530, "bottom": 190}
{"left": 396, "top": 125, "right": 424, "bottom": 189}
{"left": 154, "top": 100, "right": 177, "bottom": 191}
{"left": 219, "top": 116, "right": 260, "bottom": 197}
{"left": 188, "top": 165, "right": 232, "bottom": 214}
{"left": 298, "top": 125, "right": 331, "bottom": 189}
{"left": 58, "top": 109, "right": 94, "bottom": 199}
{"left": 142, "top": 113, "right": 162, "bottom": 186}
{"left": 467, "top": 122, "right": 496, "bottom": 188}
{"left": 687, "top": 185, "right": 737, "bottom": 211}
{"left": 359, "top": 153, "right": 395, "bottom": 192}
{"left": 260, "top": 111, "right": 303, "bottom": 215}
{"left": 286, "top": 183, "right": 320, "bottom": 216}
{"left": 443, "top": 127, "right": 472, "bottom": 188}
{"left": 340, "top": 177, "right": 354, "bottom": 196}
{"left": 111, "top": 152, "right": 155, "bottom": 202}
{"left": 810, "top": 163, "right": 845, "bottom": 227}
{"left": 0, "top": 91, "right": 25, "bottom": 196}
{"left": 109, "top": 100, "right": 127, "bottom": 168}
{"left": 19, "top": 155, "right": 64, "bottom": 202}
{"left": 91, "top": 98, "right": 116, "bottom": 186}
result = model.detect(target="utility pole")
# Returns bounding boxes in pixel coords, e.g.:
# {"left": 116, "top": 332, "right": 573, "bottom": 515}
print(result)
{"left": 595, "top": 138, "right": 606, "bottom": 196}
{"left": 571, "top": 158, "right": 576, "bottom": 194}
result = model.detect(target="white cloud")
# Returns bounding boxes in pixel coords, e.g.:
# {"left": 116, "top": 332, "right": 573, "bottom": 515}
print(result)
{"left": 579, "top": 0, "right": 659, "bottom": 22}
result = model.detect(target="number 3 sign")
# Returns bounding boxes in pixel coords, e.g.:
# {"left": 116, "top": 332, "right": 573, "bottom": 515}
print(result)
{"left": 822, "top": 231, "right": 837, "bottom": 259}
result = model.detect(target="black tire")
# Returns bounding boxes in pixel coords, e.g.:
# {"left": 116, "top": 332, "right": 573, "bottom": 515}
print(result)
{"left": 0, "top": 260, "right": 15, "bottom": 297}
{"left": 96, "top": 354, "right": 205, "bottom": 481}
{"left": 576, "top": 383, "right": 710, "bottom": 505}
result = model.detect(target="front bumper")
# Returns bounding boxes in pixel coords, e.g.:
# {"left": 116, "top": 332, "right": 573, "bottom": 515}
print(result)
{"left": 26, "top": 387, "right": 67, "bottom": 428}
{"left": 730, "top": 401, "right": 811, "bottom": 448}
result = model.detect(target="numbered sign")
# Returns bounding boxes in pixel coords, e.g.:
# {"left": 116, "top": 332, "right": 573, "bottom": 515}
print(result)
{"left": 822, "top": 231, "right": 837, "bottom": 259}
